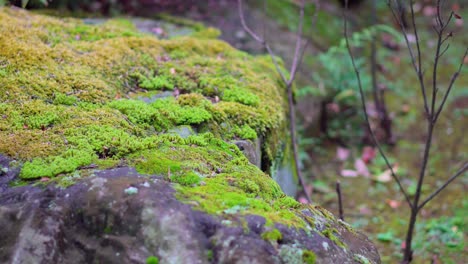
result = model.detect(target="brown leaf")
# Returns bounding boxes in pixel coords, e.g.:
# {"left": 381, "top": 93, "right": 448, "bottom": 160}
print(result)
{"left": 454, "top": 13, "right": 462, "bottom": 19}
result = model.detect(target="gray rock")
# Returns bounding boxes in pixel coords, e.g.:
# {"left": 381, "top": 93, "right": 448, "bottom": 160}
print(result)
{"left": 0, "top": 168, "right": 380, "bottom": 264}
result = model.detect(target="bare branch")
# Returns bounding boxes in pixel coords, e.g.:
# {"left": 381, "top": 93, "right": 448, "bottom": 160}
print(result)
{"left": 288, "top": 0, "right": 307, "bottom": 85}
{"left": 237, "top": 0, "right": 288, "bottom": 83}
{"left": 238, "top": 0, "right": 318, "bottom": 203}
{"left": 387, "top": 0, "right": 430, "bottom": 116}
{"left": 344, "top": 1, "right": 413, "bottom": 208}
{"left": 434, "top": 48, "right": 467, "bottom": 122}
{"left": 417, "top": 162, "right": 468, "bottom": 211}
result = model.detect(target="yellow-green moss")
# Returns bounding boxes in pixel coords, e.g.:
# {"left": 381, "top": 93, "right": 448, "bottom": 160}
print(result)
{"left": 0, "top": 8, "right": 310, "bottom": 228}
{"left": 261, "top": 228, "right": 283, "bottom": 242}
{"left": 322, "top": 228, "right": 347, "bottom": 249}
{"left": 302, "top": 250, "right": 317, "bottom": 264}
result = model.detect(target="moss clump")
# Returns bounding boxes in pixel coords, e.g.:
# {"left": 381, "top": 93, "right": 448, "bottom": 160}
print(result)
{"left": 146, "top": 256, "right": 159, "bottom": 264}
{"left": 233, "top": 125, "right": 257, "bottom": 140}
{"left": 0, "top": 8, "right": 309, "bottom": 229}
{"left": 302, "top": 250, "right": 317, "bottom": 264}
{"left": 353, "top": 254, "right": 371, "bottom": 264}
{"left": 322, "top": 228, "right": 347, "bottom": 249}
{"left": 171, "top": 171, "right": 201, "bottom": 186}
{"left": 137, "top": 74, "right": 175, "bottom": 91}
{"left": 54, "top": 93, "right": 79, "bottom": 106}
{"left": 261, "top": 228, "right": 283, "bottom": 242}
{"left": 20, "top": 149, "right": 95, "bottom": 179}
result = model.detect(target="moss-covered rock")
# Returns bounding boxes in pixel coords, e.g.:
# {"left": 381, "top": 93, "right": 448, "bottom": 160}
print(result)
{"left": 0, "top": 8, "right": 380, "bottom": 264}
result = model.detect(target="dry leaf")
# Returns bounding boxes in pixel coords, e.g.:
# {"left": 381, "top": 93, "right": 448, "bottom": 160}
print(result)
{"left": 362, "top": 146, "right": 376, "bottom": 164}
{"left": 336, "top": 146, "right": 350, "bottom": 161}
{"left": 355, "top": 159, "right": 370, "bottom": 177}
{"left": 386, "top": 199, "right": 401, "bottom": 209}
{"left": 374, "top": 164, "right": 398, "bottom": 183}
{"left": 341, "top": 169, "right": 358, "bottom": 178}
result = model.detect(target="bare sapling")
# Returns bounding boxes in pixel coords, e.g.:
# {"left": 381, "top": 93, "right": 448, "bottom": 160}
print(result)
{"left": 344, "top": 0, "right": 467, "bottom": 262}
{"left": 238, "top": 0, "right": 319, "bottom": 202}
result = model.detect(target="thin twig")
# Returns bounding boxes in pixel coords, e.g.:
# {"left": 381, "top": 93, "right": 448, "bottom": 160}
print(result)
{"left": 417, "top": 163, "right": 468, "bottom": 211}
{"left": 434, "top": 48, "right": 468, "bottom": 122}
{"left": 238, "top": 0, "right": 318, "bottom": 202}
{"left": 387, "top": 0, "right": 430, "bottom": 117}
{"left": 336, "top": 180, "right": 344, "bottom": 221}
{"left": 343, "top": 1, "right": 413, "bottom": 208}
{"left": 238, "top": 0, "right": 288, "bottom": 84}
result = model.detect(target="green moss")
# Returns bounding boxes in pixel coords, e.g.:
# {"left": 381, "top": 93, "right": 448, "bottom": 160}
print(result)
{"left": 20, "top": 149, "right": 95, "bottom": 179}
{"left": 233, "top": 125, "right": 257, "bottom": 140}
{"left": 302, "top": 250, "right": 317, "bottom": 264}
{"left": 353, "top": 254, "right": 371, "bottom": 264}
{"left": 138, "top": 74, "right": 175, "bottom": 90}
{"left": 54, "top": 93, "right": 79, "bottom": 106}
{"left": 0, "top": 8, "right": 310, "bottom": 229}
{"left": 261, "top": 228, "right": 283, "bottom": 242}
{"left": 222, "top": 88, "right": 260, "bottom": 106}
{"left": 146, "top": 256, "right": 159, "bottom": 264}
{"left": 171, "top": 171, "right": 201, "bottom": 186}
{"left": 322, "top": 228, "right": 347, "bottom": 249}
{"left": 206, "top": 250, "right": 214, "bottom": 261}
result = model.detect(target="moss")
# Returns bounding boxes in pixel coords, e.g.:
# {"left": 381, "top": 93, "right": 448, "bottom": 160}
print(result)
{"left": 171, "top": 171, "right": 201, "bottom": 186}
{"left": 138, "top": 74, "right": 175, "bottom": 91}
{"left": 206, "top": 250, "right": 214, "bottom": 262}
{"left": 146, "top": 256, "right": 159, "bottom": 264}
{"left": 0, "top": 8, "right": 311, "bottom": 229}
{"left": 261, "top": 228, "right": 283, "bottom": 242}
{"left": 222, "top": 88, "right": 260, "bottom": 106}
{"left": 233, "top": 125, "right": 257, "bottom": 140}
{"left": 302, "top": 250, "right": 317, "bottom": 264}
{"left": 20, "top": 149, "right": 96, "bottom": 179}
{"left": 321, "top": 228, "right": 347, "bottom": 249}
{"left": 54, "top": 93, "right": 79, "bottom": 106}
{"left": 353, "top": 254, "right": 371, "bottom": 264}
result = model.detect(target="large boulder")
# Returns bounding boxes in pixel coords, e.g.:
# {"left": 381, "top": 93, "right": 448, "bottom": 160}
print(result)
{"left": 0, "top": 8, "right": 380, "bottom": 263}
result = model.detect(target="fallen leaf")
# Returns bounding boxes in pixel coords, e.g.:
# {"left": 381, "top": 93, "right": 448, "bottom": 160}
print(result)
{"left": 336, "top": 146, "right": 350, "bottom": 161}
{"left": 355, "top": 159, "right": 370, "bottom": 177}
{"left": 298, "top": 196, "right": 309, "bottom": 204}
{"left": 341, "top": 169, "right": 358, "bottom": 178}
{"left": 374, "top": 164, "right": 398, "bottom": 183}
{"left": 359, "top": 205, "right": 372, "bottom": 215}
{"left": 386, "top": 199, "right": 401, "bottom": 209}
{"left": 170, "top": 68, "right": 176, "bottom": 75}
{"left": 361, "top": 146, "right": 376, "bottom": 164}
{"left": 40, "top": 177, "right": 50, "bottom": 182}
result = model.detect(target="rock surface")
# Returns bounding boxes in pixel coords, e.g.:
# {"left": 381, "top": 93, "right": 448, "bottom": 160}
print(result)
{"left": 1, "top": 162, "right": 379, "bottom": 264}
{"left": 0, "top": 8, "right": 380, "bottom": 263}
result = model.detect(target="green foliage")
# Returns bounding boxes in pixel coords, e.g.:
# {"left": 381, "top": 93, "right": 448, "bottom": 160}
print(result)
{"left": 297, "top": 25, "right": 402, "bottom": 144}
{"left": 413, "top": 204, "right": 466, "bottom": 254}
